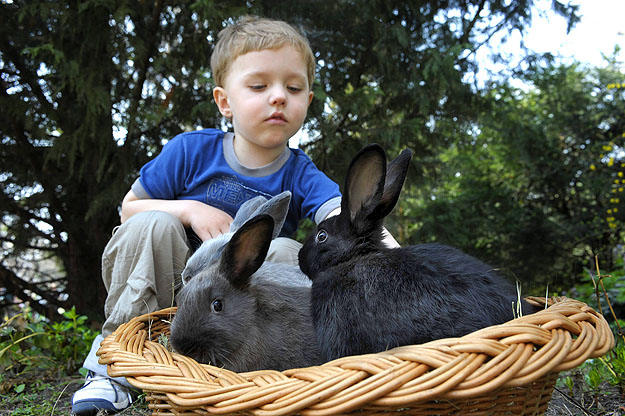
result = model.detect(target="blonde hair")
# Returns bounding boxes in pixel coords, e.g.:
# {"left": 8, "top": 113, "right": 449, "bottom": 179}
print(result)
{"left": 210, "top": 16, "right": 316, "bottom": 89}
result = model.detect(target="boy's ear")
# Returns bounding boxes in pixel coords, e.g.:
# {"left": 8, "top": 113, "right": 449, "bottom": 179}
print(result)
{"left": 213, "top": 87, "right": 232, "bottom": 118}
{"left": 308, "top": 90, "right": 314, "bottom": 106}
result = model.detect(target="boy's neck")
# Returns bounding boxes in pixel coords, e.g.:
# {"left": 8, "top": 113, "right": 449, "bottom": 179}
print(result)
{"left": 232, "top": 135, "right": 287, "bottom": 168}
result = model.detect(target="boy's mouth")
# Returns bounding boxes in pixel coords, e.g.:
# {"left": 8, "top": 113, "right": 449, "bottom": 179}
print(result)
{"left": 267, "top": 112, "right": 287, "bottom": 123}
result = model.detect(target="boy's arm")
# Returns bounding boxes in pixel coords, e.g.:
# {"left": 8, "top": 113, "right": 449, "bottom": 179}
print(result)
{"left": 324, "top": 208, "right": 400, "bottom": 248}
{"left": 121, "top": 190, "right": 233, "bottom": 241}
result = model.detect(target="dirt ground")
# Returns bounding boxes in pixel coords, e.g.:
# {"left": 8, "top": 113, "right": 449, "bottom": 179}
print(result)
{"left": 1, "top": 372, "right": 623, "bottom": 415}
{"left": 545, "top": 383, "right": 624, "bottom": 416}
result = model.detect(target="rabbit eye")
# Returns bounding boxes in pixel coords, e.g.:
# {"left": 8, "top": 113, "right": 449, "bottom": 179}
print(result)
{"left": 211, "top": 299, "right": 223, "bottom": 312}
{"left": 316, "top": 229, "right": 328, "bottom": 243}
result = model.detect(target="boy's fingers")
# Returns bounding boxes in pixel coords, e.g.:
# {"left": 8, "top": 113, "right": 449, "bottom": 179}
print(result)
{"left": 197, "top": 229, "right": 212, "bottom": 241}
{"left": 219, "top": 220, "right": 232, "bottom": 235}
{"left": 199, "top": 223, "right": 228, "bottom": 241}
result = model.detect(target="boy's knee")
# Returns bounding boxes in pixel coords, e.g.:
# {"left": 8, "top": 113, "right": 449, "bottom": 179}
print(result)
{"left": 266, "top": 238, "right": 302, "bottom": 266}
{"left": 121, "top": 211, "right": 185, "bottom": 235}
{"left": 103, "top": 211, "right": 188, "bottom": 258}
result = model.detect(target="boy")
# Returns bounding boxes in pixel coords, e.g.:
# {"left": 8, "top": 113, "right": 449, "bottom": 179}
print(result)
{"left": 71, "top": 15, "right": 344, "bottom": 415}
{"left": 71, "top": 15, "right": 397, "bottom": 415}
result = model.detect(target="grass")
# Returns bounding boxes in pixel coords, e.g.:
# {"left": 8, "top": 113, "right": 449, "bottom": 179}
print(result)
{"left": 0, "top": 375, "right": 78, "bottom": 415}
{"left": 0, "top": 373, "right": 151, "bottom": 415}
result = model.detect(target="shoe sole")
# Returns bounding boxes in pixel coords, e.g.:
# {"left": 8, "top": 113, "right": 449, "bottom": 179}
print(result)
{"left": 72, "top": 399, "right": 128, "bottom": 415}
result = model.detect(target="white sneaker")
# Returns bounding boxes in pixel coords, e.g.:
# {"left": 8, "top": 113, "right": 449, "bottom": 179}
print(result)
{"left": 71, "top": 371, "right": 135, "bottom": 415}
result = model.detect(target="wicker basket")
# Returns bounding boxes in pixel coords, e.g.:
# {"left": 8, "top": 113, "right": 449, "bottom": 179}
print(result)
{"left": 97, "top": 296, "right": 615, "bottom": 415}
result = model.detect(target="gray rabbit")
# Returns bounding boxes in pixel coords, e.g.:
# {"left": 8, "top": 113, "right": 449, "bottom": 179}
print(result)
{"left": 169, "top": 192, "right": 322, "bottom": 372}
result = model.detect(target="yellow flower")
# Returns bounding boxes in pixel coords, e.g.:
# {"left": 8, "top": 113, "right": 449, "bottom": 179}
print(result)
{"left": 608, "top": 157, "right": 615, "bottom": 167}
{"left": 590, "top": 164, "right": 596, "bottom": 170}
{"left": 619, "top": 172, "right": 624, "bottom": 177}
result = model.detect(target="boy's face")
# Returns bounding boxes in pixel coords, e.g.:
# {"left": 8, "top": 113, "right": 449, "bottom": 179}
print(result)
{"left": 213, "top": 45, "right": 314, "bottom": 154}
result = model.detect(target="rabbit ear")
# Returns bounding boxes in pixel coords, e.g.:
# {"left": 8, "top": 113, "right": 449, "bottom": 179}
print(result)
{"left": 343, "top": 144, "right": 387, "bottom": 226}
{"left": 231, "top": 196, "right": 269, "bottom": 232}
{"left": 376, "top": 148, "right": 412, "bottom": 219}
{"left": 220, "top": 215, "right": 274, "bottom": 288}
{"left": 231, "top": 192, "right": 291, "bottom": 239}
{"left": 343, "top": 145, "right": 412, "bottom": 231}
{"left": 250, "top": 191, "right": 291, "bottom": 239}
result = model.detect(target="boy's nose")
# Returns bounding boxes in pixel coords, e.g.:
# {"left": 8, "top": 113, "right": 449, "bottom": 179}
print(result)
{"left": 269, "top": 87, "right": 287, "bottom": 106}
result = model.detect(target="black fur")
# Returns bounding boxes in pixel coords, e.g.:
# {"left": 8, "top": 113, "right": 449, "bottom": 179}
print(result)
{"left": 299, "top": 144, "right": 540, "bottom": 361}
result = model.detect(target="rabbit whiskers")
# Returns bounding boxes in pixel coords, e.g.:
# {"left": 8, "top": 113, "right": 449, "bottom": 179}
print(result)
{"left": 209, "top": 348, "right": 237, "bottom": 370}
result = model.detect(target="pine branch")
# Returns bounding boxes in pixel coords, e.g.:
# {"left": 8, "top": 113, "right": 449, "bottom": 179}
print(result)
{"left": 459, "top": 0, "right": 487, "bottom": 45}
{"left": 0, "top": 37, "right": 57, "bottom": 118}
{"left": 0, "top": 263, "right": 67, "bottom": 320}
{"left": 126, "top": 0, "right": 165, "bottom": 144}
{"left": 0, "top": 194, "right": 64, "bottom": 247}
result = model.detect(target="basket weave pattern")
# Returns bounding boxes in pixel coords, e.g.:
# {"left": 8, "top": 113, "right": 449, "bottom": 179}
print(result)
{"left": 97, "top": 297, "right": 614, "bottom": 415}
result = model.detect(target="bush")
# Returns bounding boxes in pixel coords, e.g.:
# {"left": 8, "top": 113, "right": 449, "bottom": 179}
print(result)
{"left": 0, "top": 305, "right": 97, "bottom": 377}
{"left": 559, "top": 257, "right": 625, "bottom": 396}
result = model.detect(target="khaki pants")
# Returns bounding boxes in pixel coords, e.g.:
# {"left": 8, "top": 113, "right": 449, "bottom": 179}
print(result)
{"left": 83, "top": 210, "right": 302, "bottom": 378}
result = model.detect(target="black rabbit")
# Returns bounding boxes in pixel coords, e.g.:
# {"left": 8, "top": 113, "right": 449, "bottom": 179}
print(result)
{"left": 299, "top": 144, "right": 540, "bottom": 361}
{"left": 170, "top": 193, "right": 322, "bottom": 372}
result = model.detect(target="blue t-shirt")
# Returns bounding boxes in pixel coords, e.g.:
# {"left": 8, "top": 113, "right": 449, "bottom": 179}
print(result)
{"left": 132, "top": 128, "right": 341, "bottom": 237}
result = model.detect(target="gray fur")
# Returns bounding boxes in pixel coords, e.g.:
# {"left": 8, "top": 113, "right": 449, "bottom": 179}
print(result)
{"left": 181, "top": 191, "right": 294, "bottom": 285}
{"left": 170, "top": 192, "right": 320, "bottom": 371}
{"left": 229, "top": 192, "right": 290, "bottom": 237}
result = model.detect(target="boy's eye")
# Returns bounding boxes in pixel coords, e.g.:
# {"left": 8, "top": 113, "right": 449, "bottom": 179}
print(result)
{"left": 287, "top": 86, "right": 302, "bottom": 93}
{"left": 249, "top": 85, "right": 266, "bottom": 90}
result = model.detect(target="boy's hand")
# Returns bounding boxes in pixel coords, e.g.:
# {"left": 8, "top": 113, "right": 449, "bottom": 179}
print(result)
{"left": 185, "top": 202, "right": 234, "bottom": 241}
{"left": 121, "top": 190, "right": 233, "bottom": 241}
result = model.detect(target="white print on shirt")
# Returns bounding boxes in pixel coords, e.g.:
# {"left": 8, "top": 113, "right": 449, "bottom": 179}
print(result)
{"left": 206, "top": 175, "right": 272, "bottom": 214}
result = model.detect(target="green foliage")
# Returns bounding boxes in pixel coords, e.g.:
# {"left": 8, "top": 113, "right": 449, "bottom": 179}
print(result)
{"left": 409, "top": 59, "right": 625, "bottom": 290}
{"left": 1, "top": 0, "right": 231, "bottom": 320}
{"left": 0, "top": 305, "right": 96, "bottom": 377}
{"left": 570, "top": 256, "right": 625, "bottom": 321}
{"left": 0, "top": 374, "right": 92, "bottom": 416}
{"left": 0, "top": 379, "right": 61, "bottom": 415}
{"left": 560, "top": 374, "right": 575, "bottom": 395}
{"left": 0, "top": 0, "right": 583, "bottom": 321}
{"left": 556, "top": 261, "right": 625, "bottom": 396}
{"left": 557, "top": 343, "right": 625, "bottom": 396}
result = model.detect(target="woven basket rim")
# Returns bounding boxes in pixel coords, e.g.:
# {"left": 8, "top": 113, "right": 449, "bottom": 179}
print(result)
{"left": 97, "top": 296, "right": 615, "bottom": 415}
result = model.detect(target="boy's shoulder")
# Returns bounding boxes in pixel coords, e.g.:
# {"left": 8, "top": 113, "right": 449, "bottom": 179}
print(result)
{"left": 163, "top": 128, "right": 227, "bottom": 156}
{"left": 287, "top": 146, "right": 326, "bottom": 172}
{"left": 173, "top": 128, "right": 225, "bottom": 143}
{"left": 287, "top": 146, "right": 313, "bottom": 163}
